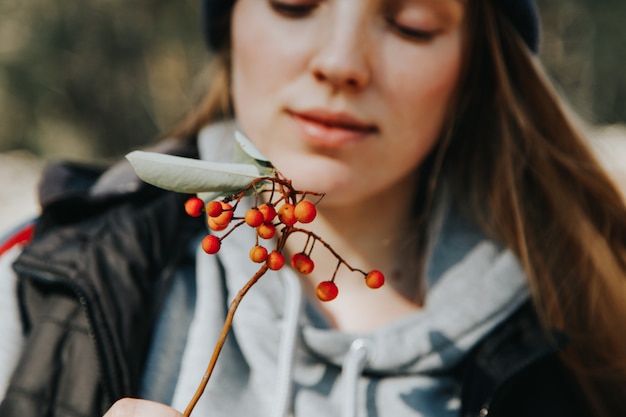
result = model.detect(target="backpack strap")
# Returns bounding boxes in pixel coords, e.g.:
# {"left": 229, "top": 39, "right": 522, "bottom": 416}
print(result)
{"left": 0, "top": 220, "right": 36, "bottom": 257}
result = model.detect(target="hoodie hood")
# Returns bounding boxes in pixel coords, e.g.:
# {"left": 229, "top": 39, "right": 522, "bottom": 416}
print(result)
{"left": 293, "top": 195, "right": 529, "bottom": 417}
{"left": 301, "top": 198, "right": 529, "bottom": 376}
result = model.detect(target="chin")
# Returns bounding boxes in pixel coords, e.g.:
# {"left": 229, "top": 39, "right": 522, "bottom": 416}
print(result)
{"left": 271, "top": 155, "right": 353, "bottom": 198}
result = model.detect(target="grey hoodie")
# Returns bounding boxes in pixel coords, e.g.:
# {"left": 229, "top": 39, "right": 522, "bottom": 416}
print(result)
{"left": 139, "top": 123, "right": 530, "bottom": 417}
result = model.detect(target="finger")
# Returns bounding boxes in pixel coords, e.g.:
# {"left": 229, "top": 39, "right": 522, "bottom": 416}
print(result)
{"left": 103, "top": 398, "right": 183, "bottom": 417}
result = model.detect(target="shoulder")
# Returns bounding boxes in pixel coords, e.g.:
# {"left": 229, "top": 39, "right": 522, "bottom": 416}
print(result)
{"left": 0, "top": 220, "right": 34, "bottom": 397}
{"left": 32, "top": 136, "right": 198, "bottom": 232}
{"left": 4, "top": 135, "right": 200, "bottom": 281}
{"left": 460, "top": 302, "right": 592, "bottom": 417}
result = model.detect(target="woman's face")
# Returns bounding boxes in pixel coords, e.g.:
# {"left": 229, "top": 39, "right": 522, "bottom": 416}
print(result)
{"left": 231, "top": 0, "right": 466, "bottom": 207}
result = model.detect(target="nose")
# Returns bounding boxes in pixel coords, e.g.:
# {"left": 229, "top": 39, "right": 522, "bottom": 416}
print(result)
{"left": 309, "top": 14, "right": 371, "bottom": 91}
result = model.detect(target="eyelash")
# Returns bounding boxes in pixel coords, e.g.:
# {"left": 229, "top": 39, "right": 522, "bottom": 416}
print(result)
{"left": 269, "top": 1, "right": 319, "bottom": 18}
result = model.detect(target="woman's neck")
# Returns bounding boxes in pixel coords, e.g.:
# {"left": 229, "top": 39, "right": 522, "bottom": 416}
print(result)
{"left": 284, "top": 173, "right": 426, "bottom": 332}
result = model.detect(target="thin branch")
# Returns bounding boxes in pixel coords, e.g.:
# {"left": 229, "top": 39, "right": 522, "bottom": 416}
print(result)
{"left": 284, "top": 227, "right": 368, "bottom": 276}
{"left": 183, "top": 264, "right": 270, "bottom": 417}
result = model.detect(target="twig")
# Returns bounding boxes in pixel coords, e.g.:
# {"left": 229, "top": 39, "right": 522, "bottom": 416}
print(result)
{"left": 183, "top": 264, "right": 270, "bottom": 417}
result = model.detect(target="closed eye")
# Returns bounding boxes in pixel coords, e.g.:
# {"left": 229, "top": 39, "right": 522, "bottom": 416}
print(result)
{"left": 387, "top": 18, "right": 439, "bottom": 42}
{"left": 269, "top": 0, "right": 320, "bottom": 18}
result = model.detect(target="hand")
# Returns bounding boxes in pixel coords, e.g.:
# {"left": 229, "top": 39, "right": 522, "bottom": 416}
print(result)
{"left": 103, "top": 398, "right": 183, "bottom": 417}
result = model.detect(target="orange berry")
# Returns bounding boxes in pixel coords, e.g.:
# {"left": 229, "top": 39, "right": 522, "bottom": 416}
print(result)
{"left": 184, "top": 197, "right": 204, "bottom": 217}
{"left": 294, "top": 201, "right": 317, "bottom": 224}
{"left": 245, "top": 208, "right": 264, "bottom": 227}
{"left": 316, "top": 281, "right": 338, "bottom": 302}
{"left": 211, "top": 202, "right": 233, "bottom": 226}
{"left": 365, "top": 270, "right": 385, "bottom": 289}
{"left": 267, "top": 251, "right": 285, "bottom": 270}
{"left": 291, "top": 253, "right": 314, "bottom": 275}
{"left": 257, "top": 222, "right": 276, "bottom": 239}
{"left": 208, "top": 217, "right": 228, "bottom": 232}
{"left": 278, "top": 203, "right": 297, "bottom": 226}
{"left": 205, "top": 200, "right": 223, "bottom": 217}
{"left": 201, "top": 235, "right": 221, "bottom": 254}
{"left": 258, "top": 203, "right": 276, "bottom": 223}
{"left": 249, "top": 245, "right": 268, "bottom": 263}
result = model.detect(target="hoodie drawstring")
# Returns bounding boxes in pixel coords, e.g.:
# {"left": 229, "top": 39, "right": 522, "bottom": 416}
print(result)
{"left": 272, "top": 273, "right": 304, "bottom": 417}
{"left": 341, "top": 338, "right": 373, "bottom": 417}
{"left": 271, "top": 270, "right": 374, "bottom": 417}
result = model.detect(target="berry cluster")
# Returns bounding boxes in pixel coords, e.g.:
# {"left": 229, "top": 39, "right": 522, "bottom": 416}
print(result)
{"left": 181, "top": 173, "right": 385, "bottom": 417}
{"left": 184, "top": 175, "right": 384, "bottom": 302}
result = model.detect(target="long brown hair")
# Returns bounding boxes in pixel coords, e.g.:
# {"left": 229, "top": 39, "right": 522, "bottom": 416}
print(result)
{"left": 166, "top": 53, "right": 233, "bottom": 140}
{"left": 443, "top": 0, "right": 626, "bottom": 415}
{"left": 169, "top": 1, "right": 626, "bottom": 414}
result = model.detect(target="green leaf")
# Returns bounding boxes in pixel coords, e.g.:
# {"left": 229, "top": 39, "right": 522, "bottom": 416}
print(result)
{"left": 126, "top": 150, "right": 263, "bottom": 194}
{"left": 234, "top": 130, "right": 271, "bottom": 164}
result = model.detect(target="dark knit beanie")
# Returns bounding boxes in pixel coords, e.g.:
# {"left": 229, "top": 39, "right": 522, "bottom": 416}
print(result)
{"left": 497, "top": 0, "right": 540, "bottom": 52}
{"left": 202, "top": 0, "right": 540, "bottom": 53}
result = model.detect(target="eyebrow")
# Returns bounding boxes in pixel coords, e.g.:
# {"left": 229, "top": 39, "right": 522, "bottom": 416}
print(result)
{"left": 390, "top": 0, "right": 466, "bottom": 4}
{"left": 390, "top": 0, "right": 466, "bottom": 20}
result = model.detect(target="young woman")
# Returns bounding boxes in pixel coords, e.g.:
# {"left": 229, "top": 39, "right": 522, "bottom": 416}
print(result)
{"left": 2, "top": 0, "right": 626, "bottom": 416}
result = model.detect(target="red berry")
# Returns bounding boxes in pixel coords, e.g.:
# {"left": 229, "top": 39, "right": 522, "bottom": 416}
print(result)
{"left": 258, "top": 203, "right": 277, "bottom": 223}
{"left": 278, "top": 203, "right": 297, "bottom": 226}
{"left": 208, "top": 217, "right": 228, "bottom": 232}
{"left": 291, "top": 253, "right": 314, "bottom": 275}
{"left": 316, "top": 281, "right": 339, "bottom": 302}
{"left": 211, "top": 202, "right": 233, "bottom": 226}
{"left": 267, "top": 251, "right": 285, "bottom": 270}
{"left": 249, "top": 245, "right": 268, "bottom": 263}
{"left": 245, "top": 208, "right": 264, "bottom": 227}
{"left": 184, "top": 197, "right": 204, "bottom": 217}
{"left": 365, "top": 270, "right": 385, "bottom": 289}
{"left": 201, "top": 235, "right": 221, "bottom": 254}
{"left": 294, "top": 201, "right": 316, "bottom": 223}
{"left": 257, "top": 222, "right": 276, "bottom": 239}
{"left": 205, "top": 201, "right": 223, "bottom": 217}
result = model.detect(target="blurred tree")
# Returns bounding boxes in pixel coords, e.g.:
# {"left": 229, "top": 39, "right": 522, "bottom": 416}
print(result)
{"left": 586, "top": 0, "right": 626, "bottom": 124}
{"left": 538, "top": 0, "right": 626, "bottom": 125}
{"left": 0, "top": 0, "right": 209, "bottom": 160}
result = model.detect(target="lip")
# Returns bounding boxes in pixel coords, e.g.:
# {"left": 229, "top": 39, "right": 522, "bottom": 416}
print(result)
{"left": 287, "top": 109, "right": 378, "bottom": 149}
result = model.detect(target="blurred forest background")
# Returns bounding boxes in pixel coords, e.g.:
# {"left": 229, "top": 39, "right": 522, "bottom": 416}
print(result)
{"left": 0, "top": 0, "right": 625, "bottom": 161}
{"left": 0, "top": 0, "right": 625, "bottom": 233}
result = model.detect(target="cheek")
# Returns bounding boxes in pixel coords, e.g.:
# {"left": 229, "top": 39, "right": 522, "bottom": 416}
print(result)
{"left": 376, "top": 43, "right": 462, "bottom": 177}
{"left": 231, "top": 30, "right": 267, "bottom": 106}
{"left": 231, "top": 38, "right": 277, "bottom": 147}
{"left": 382, "top": 39, "right": 462, "bottom": 130}
{"left": 231, "top": 11, "right": 309, "bottom": 145}
{"left": 231, "top": 5, "right": 283, "bottom": 113}
{"left": 231, "top": 6, "right": 311, "bottom": 104}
